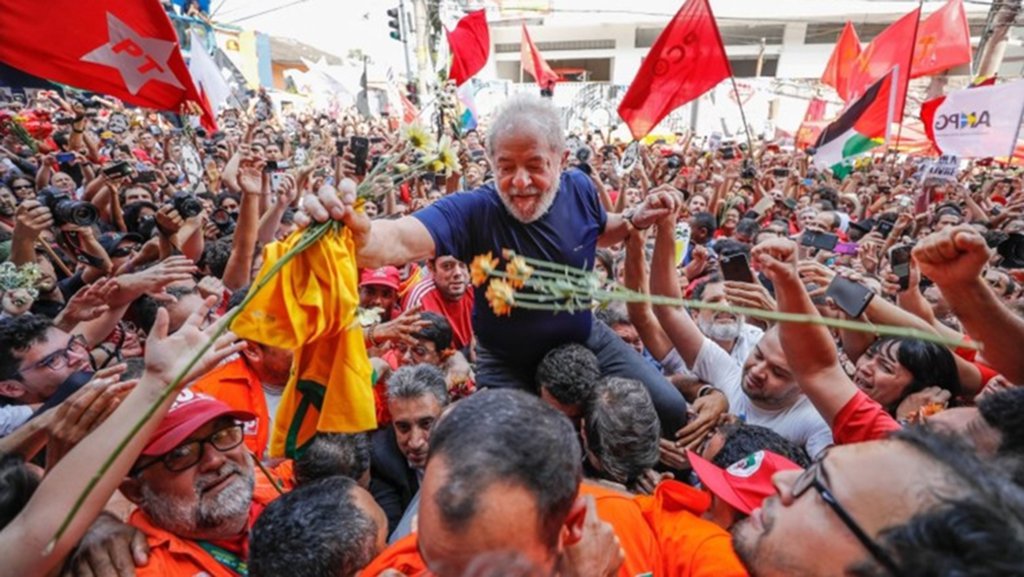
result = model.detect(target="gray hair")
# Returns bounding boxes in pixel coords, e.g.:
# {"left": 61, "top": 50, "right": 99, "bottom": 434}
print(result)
{"left": 486, "top": 93, "right": 566, "bottom": 157}
{"left": 584, "top": 377, "right": 660, "bottom": 486}
{"left": 386, "top": 363, "right": 449, "bottom": 407}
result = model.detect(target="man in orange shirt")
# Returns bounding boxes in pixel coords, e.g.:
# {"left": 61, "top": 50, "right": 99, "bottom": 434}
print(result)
{"left": 361, "top": 390, "right": 624, "bottom": 577}
{"left": 191, "top": 341, "right": 292, "bottom": 458}
{"left": 118, "top": 390, "right": 280, "bottom": 577}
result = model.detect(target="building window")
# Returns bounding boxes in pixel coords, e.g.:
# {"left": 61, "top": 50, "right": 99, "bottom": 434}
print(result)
{"left": 496, "top": 58, "right": 612, "bottom": 82}
{"left": 730, "top": 57, "right": 778, "bottom": 78}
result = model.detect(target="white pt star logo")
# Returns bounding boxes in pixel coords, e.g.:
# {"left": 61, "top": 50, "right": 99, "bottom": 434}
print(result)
{"left": 81, "top": 12, "right": 183, "bottom": 95}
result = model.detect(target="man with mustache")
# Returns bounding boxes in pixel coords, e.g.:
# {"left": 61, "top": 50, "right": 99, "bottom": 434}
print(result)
{"left": 301, "top": 94, "right": 688, "bottom": 436}
{"left": 119, "top": 390, "right": 279, "bottom": 576}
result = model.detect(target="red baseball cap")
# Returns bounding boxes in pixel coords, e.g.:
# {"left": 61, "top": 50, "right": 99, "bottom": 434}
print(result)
{"left": 687, "top": 449, "right": 802, "bottom": 515}
{"left": 141, "top": 390, "right": 255, "bottom": 457}
{"left": 359, "top": 266, "right": 401, "bottom": 291}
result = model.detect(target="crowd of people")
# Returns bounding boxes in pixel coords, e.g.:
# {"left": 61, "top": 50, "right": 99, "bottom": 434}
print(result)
{"left": 1, "top": 81, "right": 1024, "bottom": 577}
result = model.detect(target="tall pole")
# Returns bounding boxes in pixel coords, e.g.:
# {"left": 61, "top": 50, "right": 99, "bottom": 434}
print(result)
{"left": 728, "top": 76, "right": 755, "bottom": 155}
{"left": 398, "top": 0, "right": 413, "bottom": 82}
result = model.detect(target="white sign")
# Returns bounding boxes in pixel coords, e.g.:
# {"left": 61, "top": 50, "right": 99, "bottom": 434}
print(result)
{"left": 920, "top": 154, "right": 960, "bottom": 184}
{"left": 932, "top": 80, "right": 1024, "bottom": 158}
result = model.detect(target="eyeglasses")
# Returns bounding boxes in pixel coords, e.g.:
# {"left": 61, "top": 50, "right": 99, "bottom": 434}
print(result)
{"left": 791, "top": 458, "right": 902, "bottom": 576}
{"left": 134, "top": 423, "right": 245, "bottom": 474}
{"left": 111, "top": 244, "right": 141, "bottom": 258}
{"left": 25, "top": 334, "right": 89, "bottom": 373}
{"left": 11, "top": 183, "right": 33, "bottom": 190}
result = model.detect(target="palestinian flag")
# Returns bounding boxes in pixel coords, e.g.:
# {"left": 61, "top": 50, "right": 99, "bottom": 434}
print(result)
{"left": 813, "top": 68, "right": 898, "bottom": 170}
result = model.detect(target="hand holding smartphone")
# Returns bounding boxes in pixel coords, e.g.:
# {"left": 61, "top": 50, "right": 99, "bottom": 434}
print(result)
{"left": 889, "top": 244, "right": 913, "bottom": 291}
{"left": 720, "top": 253, "right": 756, "bottom": 284}
{"left": 825, "top": 276, "right": 874, "bottom": 318}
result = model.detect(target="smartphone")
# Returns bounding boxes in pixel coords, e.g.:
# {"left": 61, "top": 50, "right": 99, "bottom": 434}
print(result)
{"left": 889, "top": 244, "right": 913, "bottom": 291}
{"left": 369, "top": 137, "right": 385, "bottom": 144}
{"left": 55, "top": 152, "right": 75, "bottom": 164}
{"left": 134, "top": 171, "right": 158, "bottom": 183}
{"left": 263, "top": 160, "right": 278, "bottom": 172}
{"left": 772, "top": 167, "right": 789, "bottom": 178}
{"left": 720, "top": 147, "right": 736, "bottom": 160}
{"left": 102, "top": 161, "right": 131, "bottom": 178}
{"left": 55, "top": 116, "right": 75, "bottom": 126}
{"left": 350, "top": 136, "right": 369, "bottom": 177}
{"left": 335, "top": 138, "right": 348, "bottom": 157}
{"left": 720, "top": 253, "right": 756, "bottom": 284}
{"left": 876, "top": 220, "right": 894, "bottom": 239}
{"left": 826, "top": 276, "right": 874, "bottom": 318}
{"left": 800, "top": 230, "right": 839, "bottom": 252}
{"left": 271, "top": 172, "right": 285, "bottom": 191}
{"left": 470, "top": 149, "right": 486, "bottom": 160}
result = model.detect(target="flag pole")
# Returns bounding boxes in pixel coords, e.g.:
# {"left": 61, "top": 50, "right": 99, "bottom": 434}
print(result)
{"left": 728, "top": 76, "right": 756, "bottom": 157}
{"left": 893, "top": 0, "right": 925, "bottom": 154}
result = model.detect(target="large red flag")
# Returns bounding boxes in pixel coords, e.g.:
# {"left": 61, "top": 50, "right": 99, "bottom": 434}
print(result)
{"left": 911, "top": 0, "right": 972, "bottom": 78}
{"left": 521, "top": 24, "right": 559, "bottom": 90}
{"left": 617, "top": 0, "right": 731, "bottom": 140}
{"left": 845, "top": 8, "right": 920, "bottom": 123}
{"left": 820, "top": 22, "right": 861, "bottom": 101}
{"left": 0, "top": 0, "right": 213, "bottom": 127}
{"left": 447, "top": 10, "right": 490, "bottom": 87}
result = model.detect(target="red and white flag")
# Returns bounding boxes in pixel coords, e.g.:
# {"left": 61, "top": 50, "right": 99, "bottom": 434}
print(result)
{"left": 0, "top": 0, "right": 213, "bottom": 126}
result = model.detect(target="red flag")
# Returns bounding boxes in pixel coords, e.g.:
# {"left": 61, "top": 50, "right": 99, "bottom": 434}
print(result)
{"left": 820, "top": 22, "right": 861, "bottom": 101}
{"left": 446, "top": 10, "right": 490, "bottom": 87}
{"left": 796, "top": 97, "right": 828, "bottom": 150}
{"left": 400, "top": 92, "right": 419, "bottom": 125}
{"left": 521, "top": 24, "right": 559, "bottom": 90}
{"left": 0, "top": 0, "right": 213, "bottom": 127}
{"left": 617, "top": 0, "right": 731, "bottom": 140}
{"left": 912, "top": 0, "right": 971, "bottom": 78}
{"left": 846, "top": 8, "right": 920, "bottom": 123}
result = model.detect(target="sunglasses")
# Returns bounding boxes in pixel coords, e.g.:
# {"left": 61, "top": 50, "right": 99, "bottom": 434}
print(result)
{"left": 111, "top": 244, "right": 141, "bottom": 258}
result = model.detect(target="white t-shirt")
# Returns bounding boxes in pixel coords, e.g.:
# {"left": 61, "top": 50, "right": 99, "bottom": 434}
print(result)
{"left": 691, "top": 337, "right": 834, "bottom": 459}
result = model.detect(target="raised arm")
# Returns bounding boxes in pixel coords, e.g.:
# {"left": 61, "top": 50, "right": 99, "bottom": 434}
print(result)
{"left": 649, "top": 201, "right": 706, "bottom": 369}
{"left": 623, "top": 229, "right": 674, "bottom": 361}
{"left": 915, "top": 226, "right": 1024, "bottom": 384}
{"left": 752, "top": 238, "right": 857, "bottom": 425}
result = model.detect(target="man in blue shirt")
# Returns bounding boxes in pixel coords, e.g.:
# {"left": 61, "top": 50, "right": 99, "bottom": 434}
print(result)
{"left": 300, "top": 94, "right": 688, "bottom": 435}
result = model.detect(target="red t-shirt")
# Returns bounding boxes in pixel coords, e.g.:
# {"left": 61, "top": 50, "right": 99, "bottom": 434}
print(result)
{"left": 403, "top": 278, "right": 475, "bottom": 351}
{"left": 832, "top": 390, "right": 901, "bottom": 445}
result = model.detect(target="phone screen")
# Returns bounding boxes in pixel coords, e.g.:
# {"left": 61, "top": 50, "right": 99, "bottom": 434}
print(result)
{"left": 801, "top": 231, "right": 839, "bottom": 252}
{"left": 826, "top": 277, "right": 874, "bottom": 318}
{"left": 890, "top": 245, "right": 913, "bottom": 290}
{"left": 720, "top": 253, "right": 756, "bottom": 284}
{"left": 350, "top": 137, "right": 369, "bottom": 176}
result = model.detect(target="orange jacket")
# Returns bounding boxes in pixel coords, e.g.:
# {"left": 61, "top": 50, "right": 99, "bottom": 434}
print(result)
{"left": 129, "top": 481, "right": 279, "bottom": 577}
{"left": 634, "top": 481, "right": 748, "bottom": 577}
{"left": 360, "top": 482, "right": 660, "bottom": 577}
{"left": 191, "top": 357, "right": 269, "bottom": 457}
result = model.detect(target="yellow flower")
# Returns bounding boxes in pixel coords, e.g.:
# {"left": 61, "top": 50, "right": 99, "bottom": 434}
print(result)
{"left": 504, "top": 256, "right": 534, "bottom": 289}
{"left": 470, "top": 252, "right": 499, "bottom": 287}
{"left": 430, "top": 160, "right": 445, "bottom": 173}
{"left": 485, "top": 279, "right": 515, "bottom": 317}
{"left": 434, "top": 140, "right": 459, "bottom": 175}
{"left": 403, "top": 123, "right": 434, "bottom": 151}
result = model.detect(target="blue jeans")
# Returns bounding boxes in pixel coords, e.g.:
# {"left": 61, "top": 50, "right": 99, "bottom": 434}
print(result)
{"left": 475, "top": 319, "right": 689, "bottom": 437}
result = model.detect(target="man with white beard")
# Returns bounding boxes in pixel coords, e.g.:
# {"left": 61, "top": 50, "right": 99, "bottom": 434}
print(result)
{"left": 118, "top": 390, "right": 279, "bottom": 576}
{"left": 300, "top": 94, "right": 690, "bottom": 436}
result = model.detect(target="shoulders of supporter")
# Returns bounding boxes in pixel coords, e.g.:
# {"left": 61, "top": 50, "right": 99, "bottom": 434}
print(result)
{"left": 403, "top": 277, "right": 436, "bottom": 309}
{"left": 693, "top": 338, "right": 743, "bottom": 396}
{"left": 360, "top": 533, "right": 427, "bottom": 577}
{"left": 190, "top": 356, "right": 253, "bottom": 389}
{"left": 129, "top": 510, "right": 237, "bottom": 577}
{"left": 580, "top": 482, "right": 661, "bottom": 577}
{"left": 832, "top": 388, "right": 901, "bottom": 446}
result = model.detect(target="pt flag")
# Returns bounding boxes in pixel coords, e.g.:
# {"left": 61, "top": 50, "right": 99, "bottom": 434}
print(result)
{"left": 813, "top": 68, "right": 898, "bottom": 169}
{"left": 521, "top": 24, "right": 559, "bottom": 90}
{"left": 796, "top": 97, "right": 828, "bottom": 150}
{"left": 820, "top": 22, "right": 861, "bottom": 101}
{"left": 447, "top": 10, "right": 490, "bottom": 87}
{"left": 0, "top": 0, "right": 212, "bottom": 125}
{"left": 617, "top": 0, "right": 731, "bottom": 140}
{"left": 911, "top": 0, "right": 971, "bottom": 79}
{"left": 920, "top": 81, "right": 1024, "bottom": 158}
{"left": 845, "top": 8, "right": 919, "bottom": 123}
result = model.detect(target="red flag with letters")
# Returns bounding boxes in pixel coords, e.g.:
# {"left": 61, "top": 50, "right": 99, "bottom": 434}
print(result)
{"left": 617, "top": 0, "right": 731, "bottom": 140}
{"left": 0, "top": 0, "right": 213, "bottom": 127}
{"left": 521, "top": 24, "right": 559, "bottom": 91}
{"left": 845, "top": 8, "right": 920, "bottom": 123}
{"left": 912, "top": 0, "right": 972, "bottom": 78}
{"left": 447, "top": 10, "right": 490, "bottom": 87}
{"left": 795, "top": 97, "right": 828, "bottom": 150}
{"left": 820, "top": 22, "right": 861, "bottom": 101}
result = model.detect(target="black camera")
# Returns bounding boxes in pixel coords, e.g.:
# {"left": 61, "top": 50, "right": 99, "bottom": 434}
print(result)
{"left": 740, "top": 161, "right": 757, "bottom": 180}
{"left": 210, "top": 208, "right": 236, "bottom": 235}
{"left": 37, "top": 187, "right": 98, "bottom": 227}
{"left": 666, "top": 154, "right": 682, "bottom": 169}
{"left": 171, "top": 192, "right": 203, "bottom": 219}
